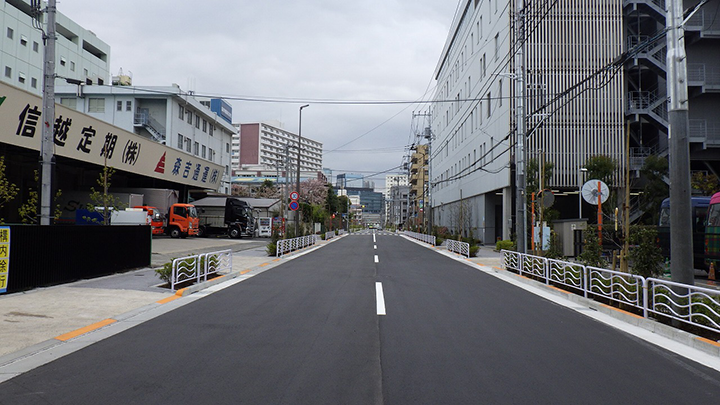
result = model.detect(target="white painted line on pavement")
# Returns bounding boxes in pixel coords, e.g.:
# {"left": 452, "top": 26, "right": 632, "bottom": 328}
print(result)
{"left": 374, "top": 245, "right": 377, "bottom": 250}
{"left": 373, "top": 234, "right": 376, "bottom": 243}
{"left": 374, "top": 255, "right": 379, "bottom": 263}
{"left": 376, "top": 282, "right": 386, "bottom": 315}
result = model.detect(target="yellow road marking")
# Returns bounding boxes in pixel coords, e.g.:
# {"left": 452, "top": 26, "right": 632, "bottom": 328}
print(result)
{"left": 259, "top": 263, "right": 269, "bottom": 267}
{"left": 697, "top": 337, "right": 720, "bottom": 348}
{"left": 157, "top": 295, "right": 180, "bottom": 304}
{"left": 240, "top": 269, "right": 251, "bottom": 275}
{"left": 55, "top": 319, "right": 117, "bottom": 342}
{"left": 600, "top": 304, "right": 644, "bottom": 319}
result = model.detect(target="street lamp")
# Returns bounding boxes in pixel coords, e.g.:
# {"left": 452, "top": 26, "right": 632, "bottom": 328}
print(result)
{"left": 296, "top": 104, "right": 309, "bottom": 237}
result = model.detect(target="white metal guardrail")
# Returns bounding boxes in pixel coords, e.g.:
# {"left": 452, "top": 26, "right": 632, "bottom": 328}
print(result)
{"left": 171, "top": 249, "right": 233, "bottom": 291}
{"left": 338, "top": 230, "right": 347, "bottom": 235}
{"left": 276, "top": 235, "right": 318, "bottom": 257}
{"left": 403, "top": 231, "right": 436, "bottom": 246}
{"left": 325, "top": 231, "right": 335, "bottom": 240}
{"left": 502, "top": 250, "right": 720, "bottom": 334}
{"left": 446, "top": 239, "right": 470, "bottom": 258}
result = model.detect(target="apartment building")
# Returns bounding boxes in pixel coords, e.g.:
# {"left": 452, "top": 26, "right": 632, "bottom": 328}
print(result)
{"left": 408, "top": 144, "right": 428, "bottom": 229}
{"left": 1, "top": 0, "right": 110, "bottom": 94}
{"left": 54, "top": 83, "right": 235, "bottom": 193}
{"left": 237, "top": 122, "right": 322, "bottom": 176}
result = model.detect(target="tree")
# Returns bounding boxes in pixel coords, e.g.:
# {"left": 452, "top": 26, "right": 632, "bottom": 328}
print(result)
{"left": 691, "top": 171, "right": 720, "bottom": 195}
{"left": 86, "top": 166, "right": 126, "bottom": 225}
{"left": 300, "top": 179, "right": 328, "bottom": 205}
{"left": 629, "top": 225, "right": 663, "bottom": 278}
{"left": 640, "top": 155, "right": 669, "bottom": 224}
{"left": 583, "top": 155, "right": 616, "bottom": 185}
{"left": 526, "top": 157, "right": 554, "bottom": 194}
{"left": 578, "top": 226, "right": 607, "bottom": 268}
{"left": 0, "top": 156, "right": 18, "bottom": 223}
{"left": 18, "top": 170, "right": 62, "bottom": 224}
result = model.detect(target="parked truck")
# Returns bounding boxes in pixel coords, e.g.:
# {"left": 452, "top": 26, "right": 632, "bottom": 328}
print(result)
{"left": 192, "top": 196, "right": 255, "bottom": 238}
{"left": 118, "top": 188, "right": 199, "bottom": 238}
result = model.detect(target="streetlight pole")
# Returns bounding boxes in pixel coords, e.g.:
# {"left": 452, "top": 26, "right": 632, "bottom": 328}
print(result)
{"left": 295, "top": 104, "right": 309, "bottom": 237}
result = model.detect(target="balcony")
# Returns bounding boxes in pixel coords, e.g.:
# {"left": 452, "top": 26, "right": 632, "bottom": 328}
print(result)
{"left": 688, "top": 63, "right": 720, "bottom": 92}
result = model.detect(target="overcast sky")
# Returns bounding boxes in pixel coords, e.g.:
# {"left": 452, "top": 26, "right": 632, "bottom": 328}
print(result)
{"left": 56, "top": 0, "right": 461, "bottom": 189}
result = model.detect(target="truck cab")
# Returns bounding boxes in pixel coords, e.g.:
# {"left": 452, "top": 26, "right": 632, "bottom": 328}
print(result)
{"left": 133, "top": 206, "right": 165, "bottom": 235}
{"left": 167, "top": 203, "right": 199, "bottom": 238}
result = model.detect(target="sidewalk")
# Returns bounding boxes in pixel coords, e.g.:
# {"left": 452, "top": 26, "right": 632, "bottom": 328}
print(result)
{"left": 0, "top": 236, "right": 277, "bottom": 358}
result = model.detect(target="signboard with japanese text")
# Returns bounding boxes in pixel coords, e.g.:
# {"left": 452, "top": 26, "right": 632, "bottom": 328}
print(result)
{"left": 0, "top": 82, "right": 223, "bottom": 189}
{"left": 0, "top": 226, "right": 10, "bottom": 294}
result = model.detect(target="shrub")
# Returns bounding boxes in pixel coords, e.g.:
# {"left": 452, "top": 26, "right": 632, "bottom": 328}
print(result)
{"left": 155, "top": 260, "right": 173, "bottom": 284}
{"left": 495, "top": 239, "right": 515, "bottom": 251}
{"left": 469, "top": 245, "right": 480, "bottom": 257}
{"left": 578, "top": 226, "right": 607, "bottom": 268}
{"left": 629, "top": 225, "right": 663, "bottom": 278}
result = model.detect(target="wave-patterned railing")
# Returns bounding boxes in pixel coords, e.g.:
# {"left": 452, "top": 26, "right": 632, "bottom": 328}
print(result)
{"left": 276, "top": 235, "right": 318, "bottom": 257}
{"left": 403, "top": 231, "right": 436, "bottom": 246}
{"left": 446, "top": 239, "right": 470, "bottom": 258}
{"left": 502, "top": 250, "right": 720, "bottom": 334}
{"left": 171, "top": 249, "right": 233, "bottom": 291}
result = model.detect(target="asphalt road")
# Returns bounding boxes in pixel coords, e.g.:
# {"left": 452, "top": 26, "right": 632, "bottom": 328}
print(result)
{"left": 2, "top": 234, "right": 720, "bottom": 404}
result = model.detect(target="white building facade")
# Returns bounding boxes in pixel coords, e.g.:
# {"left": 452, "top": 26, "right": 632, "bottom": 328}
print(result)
{"left": 55, "top": 84, "right": 235, "bottom": 193}
{"left": 237, "top": 122, "right": 323, "bottom": 176}
{"left": 431, "top": 0, "right": 513, "bottom": 243}
{"left": 1, "top": 0, "right": 110, "bottom": 94}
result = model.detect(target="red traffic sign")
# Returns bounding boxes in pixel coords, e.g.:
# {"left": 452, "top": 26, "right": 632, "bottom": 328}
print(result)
{"left": 290, "top": 191, "right": 299, "bottom": 201}
{"left": 289, "top": 201, "right": 299, "bottom": 211}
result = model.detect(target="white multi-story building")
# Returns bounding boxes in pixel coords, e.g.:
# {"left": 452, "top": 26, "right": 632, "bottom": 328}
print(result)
{"left": 431, "top": 0, "right": 513, "bottom": 242}
{"left": 1, "top": 0, "right": 110, "bottom": 94}
{"left": 54, "top": 83, "right": 235, "bottom": 193}
{"left": 384, "top": 174, "right": 408, "bottom": 226}
{"left": 237, "top": 122, "right": 323, "bottom": 175}
{"left": 431, "top": 1, "right": 624, "bottom": 244}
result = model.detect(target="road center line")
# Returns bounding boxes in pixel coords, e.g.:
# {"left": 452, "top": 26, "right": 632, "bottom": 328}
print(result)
{"left": 374, "top": 255, "right": 379, "bottom": 263}
{"left": 373, "top": 234, "right": 376, "bottom": 243}
{"left": 374, "top": 245, "right": 377, "bottom": 250}
{"left": 376, "top": 282, "right": 386, "bottom": 315}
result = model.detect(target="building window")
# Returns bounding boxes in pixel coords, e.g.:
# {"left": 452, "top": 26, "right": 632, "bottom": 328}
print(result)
{"left": 202, "top": 145, "right": 206, "bottom": 159}
{"left": 18, "top": 72, "right": 25, "bottom": 84}
{"left": 60, "top": 98, "right": 77, "bottom": 109}
{"left": 6, "top": 28, "right": 13, "bottom": 39}
{"left": 186, "top": 110, "right": 192, "bottom": 124}
{"left": 202, "top": 119, "right": 207, "bottom": 132}
{"left": 88, "top": 98, "right": 105, "bottom": 113}
{"left": 185, "top": 138, "right": 191, "bottom": 153}
{"left": 494, "top": 33, "right": 499, "bottom": 61}
{"left": 486, "top": 93, "right": 491, "bottom": 117}
{"left": 31, "top": 77, "right": 37, "bottom": 88}
{"left": 60, "top": 58, "right": 66, "bottom": 67}
{"left": 178, "top": 134, "right": 184, "bottom": 149}
{"left": 4, "top": 66, "right": 11, "bottom": 78}
{"left": 195, "top": 114, "right": 200, "bottom": 129}
{"left": 209, "top": 125, "right": 214, "bottom": 136}
{"left": 179, "top": 105, "right": 184, "bottom": 119}
{"left": 70, "top": 61, "right": 75, "bottom": 72}
{"left": 226, "top": 142, "right": 230, "bottom": 153}
{"left": 33, "top": 41, "right": 39, "bottom": 52}
{"left": 20, "top": 35, "right": 27, "bottom": 46}
{"left": 194, "top": 141, "right": 199, "bottom": 156}
{"left": 117, "top": 101, "right": 123, "bottom": 111}
{"left": 83, "top": 68, "right": 88, "bottom": 77}
{"left": 126, "top": 101, "right": 132, "bottom": 111}
{"left": 209, "top": 148, "right": 214, "bottom": 162}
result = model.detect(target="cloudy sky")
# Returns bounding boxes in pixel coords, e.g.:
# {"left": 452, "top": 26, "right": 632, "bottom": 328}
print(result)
{"left": 56, "top": 0, "right": 461, "bottom": 189}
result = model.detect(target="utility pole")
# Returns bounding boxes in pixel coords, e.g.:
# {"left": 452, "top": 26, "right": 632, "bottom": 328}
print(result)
{"left": 296, "top": 104, "right": 309, "bottom": 237}
{"left": 514, "top": 1, "right": 527, "bottom": 253}
{"left": 667, "top": 0, "right": 694, "bottom": 286}
{"left": 34, "top": 0, "right": 57, "bottom": 225}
